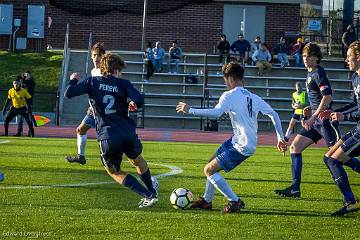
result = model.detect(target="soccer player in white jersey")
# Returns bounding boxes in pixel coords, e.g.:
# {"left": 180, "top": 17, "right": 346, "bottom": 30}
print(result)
{"left": 176, "top": 62, "right": 287, "bottom": 213}
{"left": 65, "top": 42, "right": 105, "bottom": 164}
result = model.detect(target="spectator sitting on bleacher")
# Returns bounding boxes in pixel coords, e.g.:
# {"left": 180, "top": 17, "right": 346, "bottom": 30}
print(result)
{"left": 144, "top": 41, "right": 154, "bottom": 80}
{"left": 252, "top": 43, "right": 272, "bottom": 76}
{"left": 250, "top": 36, "right": 262, "bottom": 64}
{"left": 216, "top": 33, "right": 230, "bottom": 64}
{"left": 275, "top": 37, "right": 290, "bottom": 68}
{"left": 291, "top": 37, "right": 304, "bottom": 67}
{"left": 152, "top": 41, "right": 165, "bottom": 72}
{"left": 230, "top": 33, "right": 251, "bottom": 65}
{"left": 167, "top": 40, "right": 183, "bottom": 73}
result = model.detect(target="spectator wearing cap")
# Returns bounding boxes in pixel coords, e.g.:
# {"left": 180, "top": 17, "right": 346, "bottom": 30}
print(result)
{"left": 251, "top": 36, "right": 262, "bottom": 55}
{"left": 216, "top": 34, "right": 230, "bottom": 63}
{"left": 230, "top": 33, "right": 251, "bottom": 65}
{"left": 275, "top": 37, "right": 290, "bottom": 68}
{"left": 2, "top": 77, "right": 34, "bottom": 137}
{"left": 342, "top": 24, "right": 357, "bottom": 67}
{"left": 167, "top": 40, "right": 183, "bottom": 73}
{"left": 291, "top": 37, "right": 304, "bottom": 67}
{"left": 252, "top": 43, "right": 272, "bottom": 76}
{"left": 152, "top": 41, "right": 165, "bottom": 72}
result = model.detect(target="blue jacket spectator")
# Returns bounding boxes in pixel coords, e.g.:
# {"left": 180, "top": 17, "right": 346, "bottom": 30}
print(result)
{"left": 152, "top": 41, "right": 165, "bottom": 72}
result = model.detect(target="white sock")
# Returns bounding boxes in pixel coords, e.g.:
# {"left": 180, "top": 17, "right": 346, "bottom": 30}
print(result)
{"left": 207, "top": 172, "right": 239, "bottom": 202}
{"left": 77, "top": 134, "right": 87, "bottom": 156}
{"left": 203, "top": 179, "right": 215, "bottom": 203}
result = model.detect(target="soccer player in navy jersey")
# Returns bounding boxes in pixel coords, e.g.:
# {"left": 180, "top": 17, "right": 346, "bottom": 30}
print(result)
{"left": 318, "top": 40, "right": 360, "bottom": 216}
{"left": 275, "top": 42, "right": 342, "bottom": 198}
{"left": 177, "top": 62, "right": 287, "bottom": 213}
{"left": 64, "top": 53, "right": 158, "bottom": 208}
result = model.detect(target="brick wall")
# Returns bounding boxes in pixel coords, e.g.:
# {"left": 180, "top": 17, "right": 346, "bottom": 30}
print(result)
{"left": 0, "top": 1, "right": 300, "bottom": 52}
{"left": 265, "top": 3, "right": 301, "bottom": 46}
{"left": 47, "top": 1, "right": 224, "bottom": 52}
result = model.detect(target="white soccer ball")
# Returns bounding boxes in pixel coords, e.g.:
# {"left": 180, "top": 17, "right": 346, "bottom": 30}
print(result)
{"left": 170, "top": 188, "right": 194, "bottom": 209}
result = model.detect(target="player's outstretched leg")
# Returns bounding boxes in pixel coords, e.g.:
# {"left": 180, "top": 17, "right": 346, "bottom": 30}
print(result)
{"left": 274, "top": 153, "right": 302, "bottom": 198}
{"left": 324, "top": 156, "right": 360, "bottom": 216}
{"left": 275, "top": 135, "right": 313, "bottom": 198}
{"left": 66, "top": 123, "right": 91, "bottom": 165}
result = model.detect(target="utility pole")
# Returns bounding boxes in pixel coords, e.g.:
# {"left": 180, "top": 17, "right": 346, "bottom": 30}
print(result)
{"left": 141, "top": 0, "right": 148, "bottom": 51}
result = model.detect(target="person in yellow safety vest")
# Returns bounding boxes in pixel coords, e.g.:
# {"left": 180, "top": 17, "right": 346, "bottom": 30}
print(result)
{"left": 285, "top": 82, "right": 308, "bottom": 141}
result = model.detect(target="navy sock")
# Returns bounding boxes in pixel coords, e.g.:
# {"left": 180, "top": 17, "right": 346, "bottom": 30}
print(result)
{"left": 344, "top": 157, "right": 360, "bottom": 173}
{"left": 291, "top": 153, "right": 302, "bottom": 191}
{"left": 139, "top": 169, "right": 156, "bottom": 195}
{"left": 324, "top": 157, "right": 355, "bottom": 203}
{"left": 123, "top": 174, "right": 152, "bottom": 198}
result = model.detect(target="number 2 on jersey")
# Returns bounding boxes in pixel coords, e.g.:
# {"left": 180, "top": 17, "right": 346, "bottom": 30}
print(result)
{"left": 103, "top": 95, "right": 116, "bottom": 114}
{"left": 247, "top": 97, "right": 253, "bottom": 117}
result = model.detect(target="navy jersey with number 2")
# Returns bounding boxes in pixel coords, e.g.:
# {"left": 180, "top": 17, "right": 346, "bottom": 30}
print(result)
{"left": 65, "top": 75, "right": 143, "bottom": 141}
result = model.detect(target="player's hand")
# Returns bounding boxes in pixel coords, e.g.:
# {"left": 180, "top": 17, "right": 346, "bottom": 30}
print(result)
{"left": 303, "top": 106, "right": 312, "bottom": 118}
{"left": 70, "top": 72, "right": 80, "bottom": 81}
{"left": 176, "top": 102, "right": 190, "bottom": 114}
{"left": 302, "top": 115, "right": 316, "bottom": 131}
{"left": 318, "top": 110, "right": 333, "bottom": 120}
{"left": 277, "top": 140, "right": 287, "bottom": 154}
{"left": 330, "top": 112, "right": 344, "bottom": 122}
{"left": 128, "top": 101, "right": 137, "bottom": 112}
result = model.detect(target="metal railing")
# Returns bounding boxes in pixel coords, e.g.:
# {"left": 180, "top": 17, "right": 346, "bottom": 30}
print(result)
{"left": 55, "top": 24, "right": 70, "bottom": 126}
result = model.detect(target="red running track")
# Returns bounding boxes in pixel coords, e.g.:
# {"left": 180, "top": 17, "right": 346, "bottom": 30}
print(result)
{"left": 3, "top": 125, "right": 327, "bottom": 146}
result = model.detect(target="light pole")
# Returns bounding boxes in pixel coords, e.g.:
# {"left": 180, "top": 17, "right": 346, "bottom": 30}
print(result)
{"left": 141, "top": 0, "right": 148, "bottom": 51}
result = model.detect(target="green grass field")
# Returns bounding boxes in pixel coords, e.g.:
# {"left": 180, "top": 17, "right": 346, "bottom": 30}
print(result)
{"left": 0, "top": 137, "right": 359, "bottom": 239}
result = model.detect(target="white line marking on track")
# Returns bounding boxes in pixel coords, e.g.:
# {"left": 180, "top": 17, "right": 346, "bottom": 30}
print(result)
{"left": 0, "top": 163, "right": 183, "bottom": 190}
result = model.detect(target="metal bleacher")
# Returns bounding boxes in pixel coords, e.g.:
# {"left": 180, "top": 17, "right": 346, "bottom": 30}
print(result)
{"left": 59, "top": 50, "right": 354, "bottom": 133}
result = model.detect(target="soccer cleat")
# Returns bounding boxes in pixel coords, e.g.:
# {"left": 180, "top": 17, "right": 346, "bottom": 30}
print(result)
{"left": 0, "top": 172, "right": 4, "bottom": 182}
{"left": 275, "top": 187, "right": 301, "bottom": 198}
{"left": 138, "top": 197, "right": 158, "bottom": 208}
{"left": 223, "top": 199, "right": 245, "bottom": 214}
{"left": 138, "top": 177, "right": 159, "bottom": 205}
{"left": 65, "top": 154, "right": 86, "bottom": 165}
{"left": 190, "top": 197, "right": 212, "bottom": 210}
{"left": 13, "top": 132, "right": 21, "bottom": 137}
{"left": 331, "top": 200, "right": 360, "bottom": 216}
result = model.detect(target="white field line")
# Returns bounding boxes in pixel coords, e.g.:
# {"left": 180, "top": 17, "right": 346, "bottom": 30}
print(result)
{"left": 0, "top": 163, "right": 183, "bottom": 190}
{"left": 0, "top": 140, "right": 11, "bottom": 144}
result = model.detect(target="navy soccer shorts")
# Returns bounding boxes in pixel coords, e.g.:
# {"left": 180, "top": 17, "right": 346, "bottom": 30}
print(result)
{"left": 340, "top": 128, "right": 360, "bottom": 158}
{"left": 81, "top": 114, "right": 95, "bottom": 128}
{"left": 292, "top": 113, "right": 302, "bottom": 120}
{"left": 215, "top": 138, "right": 249, "bottom": 173}
{"left": 99, "top": 136, "right": 142, "bottom": 172}
{"left": 299, "top": 119, "right": 340, "bottom": 147}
